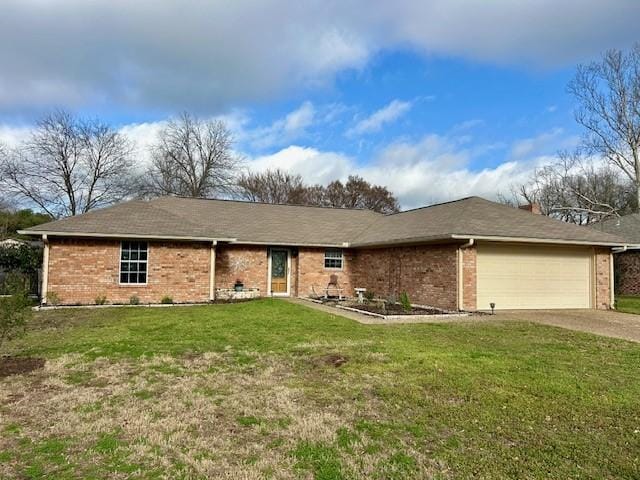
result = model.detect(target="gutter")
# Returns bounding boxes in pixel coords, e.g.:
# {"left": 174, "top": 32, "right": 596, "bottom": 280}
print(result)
{"left": 450, "top": 234, "right": 629, "bottom": 248}
{"left": 612, "top": 245, "right": 628, "bottom": 253}
{"left": 17, "top": 230, "right": 237, "bottom": 243}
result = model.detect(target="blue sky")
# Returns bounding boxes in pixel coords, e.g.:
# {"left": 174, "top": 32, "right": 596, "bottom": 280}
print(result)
{"left": 0, "top": 0, "right": 638, "bottom": 208}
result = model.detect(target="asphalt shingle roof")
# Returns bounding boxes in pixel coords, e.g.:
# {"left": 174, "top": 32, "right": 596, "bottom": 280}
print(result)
{"left": 592, "top": 213, "right": 640, "bottom": 244}
{"left": 23, "top": 196, "right": 627, "bottom": 247}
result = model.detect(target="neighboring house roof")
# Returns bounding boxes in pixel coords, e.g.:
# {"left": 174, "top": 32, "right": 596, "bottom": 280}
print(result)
{"left": 20, "top": 196, "right": 628, "bottom": 247}
{"left": 592, "top": 213, "right": 640, "bottom": 245}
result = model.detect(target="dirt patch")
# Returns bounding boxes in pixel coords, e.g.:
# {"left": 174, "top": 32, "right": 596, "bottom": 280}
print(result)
{"left": 318, "top": 354, "right": 349, "bottom": 368}
{"left": 345, "top": 302, "right": 442, "bottom": 316}
{"left": 0, "top": 356, "right": 45, "bottom": 378}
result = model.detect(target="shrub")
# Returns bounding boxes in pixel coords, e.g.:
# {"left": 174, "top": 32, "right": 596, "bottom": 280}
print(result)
{"left": 363, "top": 290, "right": 375, "bottom": 302}
{"left": 95, "top": 295, "right": 107, "bottom": 305}
{"left": 46, "top": 291, "right": 61, "bottom": 306}
{"left": 160, "top": 296, "right": 173, "bottom": 304}
{"left": 0, "top": 283, "right": 32, "bottom": 352}
{"left": 129, "top": 295, "right": 140, "bottom": 305}
{"left": 399, "top": 291, "right": 411, "bottom": 312}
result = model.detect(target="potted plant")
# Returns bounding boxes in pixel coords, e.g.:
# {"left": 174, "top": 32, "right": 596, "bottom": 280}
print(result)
{"left": 234, "top": 279, "right": 244, "bottom": 292}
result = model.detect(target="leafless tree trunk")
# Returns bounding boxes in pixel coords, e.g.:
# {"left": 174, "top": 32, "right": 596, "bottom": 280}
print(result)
{"left": 0, "top": 110, "right": 135, "bottom": 218}
{"left": 569, "top": 43, "right": 640, "bottom": 211}
{"left": 144, "top": 113, "right": 241, "bottom": 198}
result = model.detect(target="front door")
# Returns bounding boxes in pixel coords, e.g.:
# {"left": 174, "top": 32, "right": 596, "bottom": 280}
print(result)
{"left": 270, "top": 249, "right": 289, "bottom": 295}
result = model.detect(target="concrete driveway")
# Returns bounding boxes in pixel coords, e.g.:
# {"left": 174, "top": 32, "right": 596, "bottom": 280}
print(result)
{"left": 497, "top": 309, "right": 640, "bottom": 343}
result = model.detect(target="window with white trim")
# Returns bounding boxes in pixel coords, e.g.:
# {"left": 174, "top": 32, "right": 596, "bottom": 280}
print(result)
{"left": 324, "top": 248, "right": 343, "bottom": 269}
{"left": 120, "top": 241, "right": 148, "bottom": 284}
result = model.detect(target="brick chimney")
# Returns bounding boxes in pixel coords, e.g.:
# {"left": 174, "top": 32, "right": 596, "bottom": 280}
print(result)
{"left": 519, "top": 203, "right": 542, "bottom": 215}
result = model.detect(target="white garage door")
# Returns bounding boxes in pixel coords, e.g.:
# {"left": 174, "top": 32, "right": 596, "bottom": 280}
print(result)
{"left": 476, "top": 244, "right": 592, "bottom": 310}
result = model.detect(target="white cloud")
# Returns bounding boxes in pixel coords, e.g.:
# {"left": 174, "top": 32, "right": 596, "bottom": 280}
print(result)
{"left": 245, "top": 102, "right": 317, "bottom": 150}
{"left": 244, "top": 128, "right": 572, "bottom": 209}
{"left": 0, "top": 1, "right": 638, "bottom": 112}
{"left": 347, "top": 100, "right": 412, "bottom": 136}
{"left": 0, "top": 125, "right": 32, "bottom": 147}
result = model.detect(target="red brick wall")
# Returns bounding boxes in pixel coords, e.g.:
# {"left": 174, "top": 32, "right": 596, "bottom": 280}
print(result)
{"left": 614, "top": 250, "right": 640, "bottom": 296}
{"left": 47, "top": 238, "right": 210, "bottom": 305}
{"left": 594, "top": 248, "right": 612, "bottom": 310}
{"left": 350, "top": 244, "right": 459, "bottom": 310}
{"left": 215, "top": 245, "right": 268, "bottom": 294}
{"left": 461, "top": 246, "right": 477, "bottom": 310}
{"left": 296, "top": 248, "right": 354, "bottom": 298}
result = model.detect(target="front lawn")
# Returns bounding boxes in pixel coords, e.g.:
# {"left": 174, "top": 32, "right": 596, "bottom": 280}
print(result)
{"left": 616, "top": 295, "right": 640, "bottom": 314}
{"left": 1, "top": 299, "right": 639, "bottom": 479}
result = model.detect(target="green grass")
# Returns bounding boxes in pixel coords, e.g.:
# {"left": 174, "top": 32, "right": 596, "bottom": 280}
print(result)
{"left": 616, "top": 295, "right": 640, "bottom": 314}
{"left": 1, "top": 298, "right": 639, "bottom": 479}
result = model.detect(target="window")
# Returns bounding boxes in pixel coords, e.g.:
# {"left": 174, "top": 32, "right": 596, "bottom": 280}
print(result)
{"left": 120, "top": 241, "right": 148, "bottom": 284}
{"left": 324, "top": 248, "right": 343, "bottom": 269}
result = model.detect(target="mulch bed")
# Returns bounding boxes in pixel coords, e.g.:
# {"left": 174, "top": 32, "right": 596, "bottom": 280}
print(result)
{"left": 0, "top": 356, "right": 45, "bottom": 378}
{"left": 345, "top": 302, "right": 443, "bottom": 316}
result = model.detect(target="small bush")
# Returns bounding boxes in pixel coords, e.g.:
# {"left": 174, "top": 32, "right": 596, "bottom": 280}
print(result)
{"left": 399, "top": 291, "right": 411, "bottom": 312}
{"left": 363, "top": 290, "right": 375, "bottom": 302}
{"left": 95, "top": 295, "right": 107, "bottom": 305}
{"left": 160, "top": 296, "right": 173, "bottom": 304}
{"left": 129, "top": 295, "right": 140, "bottom": 305}
{"left": 0, "top": 283, "right": 32, "bottom": 352}
{"left": 46, "top": 291, "right": 61, "bottom": 306}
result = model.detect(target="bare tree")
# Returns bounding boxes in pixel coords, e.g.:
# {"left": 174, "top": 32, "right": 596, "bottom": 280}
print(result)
{"left": 237, "top": 171, "right": 400, "bottom": 213}
{"left": 324, "top": 176, "right": 400, "bottom": 214}
{"left": 501, "top": 152, "right": 635, "bottom": 224}
{"left": 144, "top": 113, "right": 241, "bottom": 197}
{"left": 0, "top": 110, "right": 135, "bottom": 218}
{"left": 237, "top": 169, "right": 307, "bottom": 204}
{"left": 568, "top": 44, "right": 640, "bottom": 210}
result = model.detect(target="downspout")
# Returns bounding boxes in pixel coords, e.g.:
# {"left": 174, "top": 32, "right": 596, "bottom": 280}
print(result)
{"left": 457, "top": 239, "right": 475, "bottom": 311}
{"left": 41, "top": 234, "right": 49, "bottom": 305}
{"left": 209, "top": 240, "right": 217, "bottom": 302}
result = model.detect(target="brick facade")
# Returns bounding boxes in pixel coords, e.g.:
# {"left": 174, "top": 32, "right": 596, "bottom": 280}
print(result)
{"left": 461, "top": 246, "right": 477, "bottom": 310}
{"left": 45, "top": 238, "right": 613, "bottom": 310}
{"left": 215, "top": 245, "right": 268, "bottom": 294}
{"left": 350, "top": 244, "right": 459, "bottom": 311}
{"left": 296, "top": 248, "right": 354, "bottom": 298}
{"left": 613, "top": 250, "right": 640, "bottom": 296}
{"left": 594, "top": 248, "right": 613, "bottom": 310}
{"left": 47, "top": 238, "right": 210, "bottom": 305}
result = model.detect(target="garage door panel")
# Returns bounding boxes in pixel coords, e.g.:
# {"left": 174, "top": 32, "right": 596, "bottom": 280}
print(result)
{"left": 476, "top": 244, "right": 592, "bottom": 310}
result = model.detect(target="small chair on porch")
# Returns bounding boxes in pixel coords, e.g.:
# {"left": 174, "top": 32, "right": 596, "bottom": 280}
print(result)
{"left": 310, "top": 274, "right": 344, "bottom": 300}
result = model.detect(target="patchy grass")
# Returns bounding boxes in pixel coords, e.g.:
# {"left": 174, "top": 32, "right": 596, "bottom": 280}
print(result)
{"left": 616, "top": 295, "right": 640, "bottom": 314}
{"left": 1, "top": 298, "right": 640, "bottom": 478}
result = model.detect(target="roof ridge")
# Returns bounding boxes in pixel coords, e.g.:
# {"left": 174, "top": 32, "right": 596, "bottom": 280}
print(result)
{"left": 385, "top": 196, "right": 479, "bottom": 216}
{"left": 157, "top": 195, "right": 383, "bottom": 214}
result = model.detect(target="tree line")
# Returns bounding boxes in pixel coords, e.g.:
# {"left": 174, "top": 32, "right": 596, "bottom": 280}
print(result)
{"left": 0, "top": 112, "right": 400, "bottom": 223}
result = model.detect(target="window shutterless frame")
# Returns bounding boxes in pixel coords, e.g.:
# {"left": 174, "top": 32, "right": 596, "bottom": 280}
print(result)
{"left": 324, "top": 248, "right": 343, "bottom": 270}
{"left": 119, "top": 241, "right": 149, "bottom": 285}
